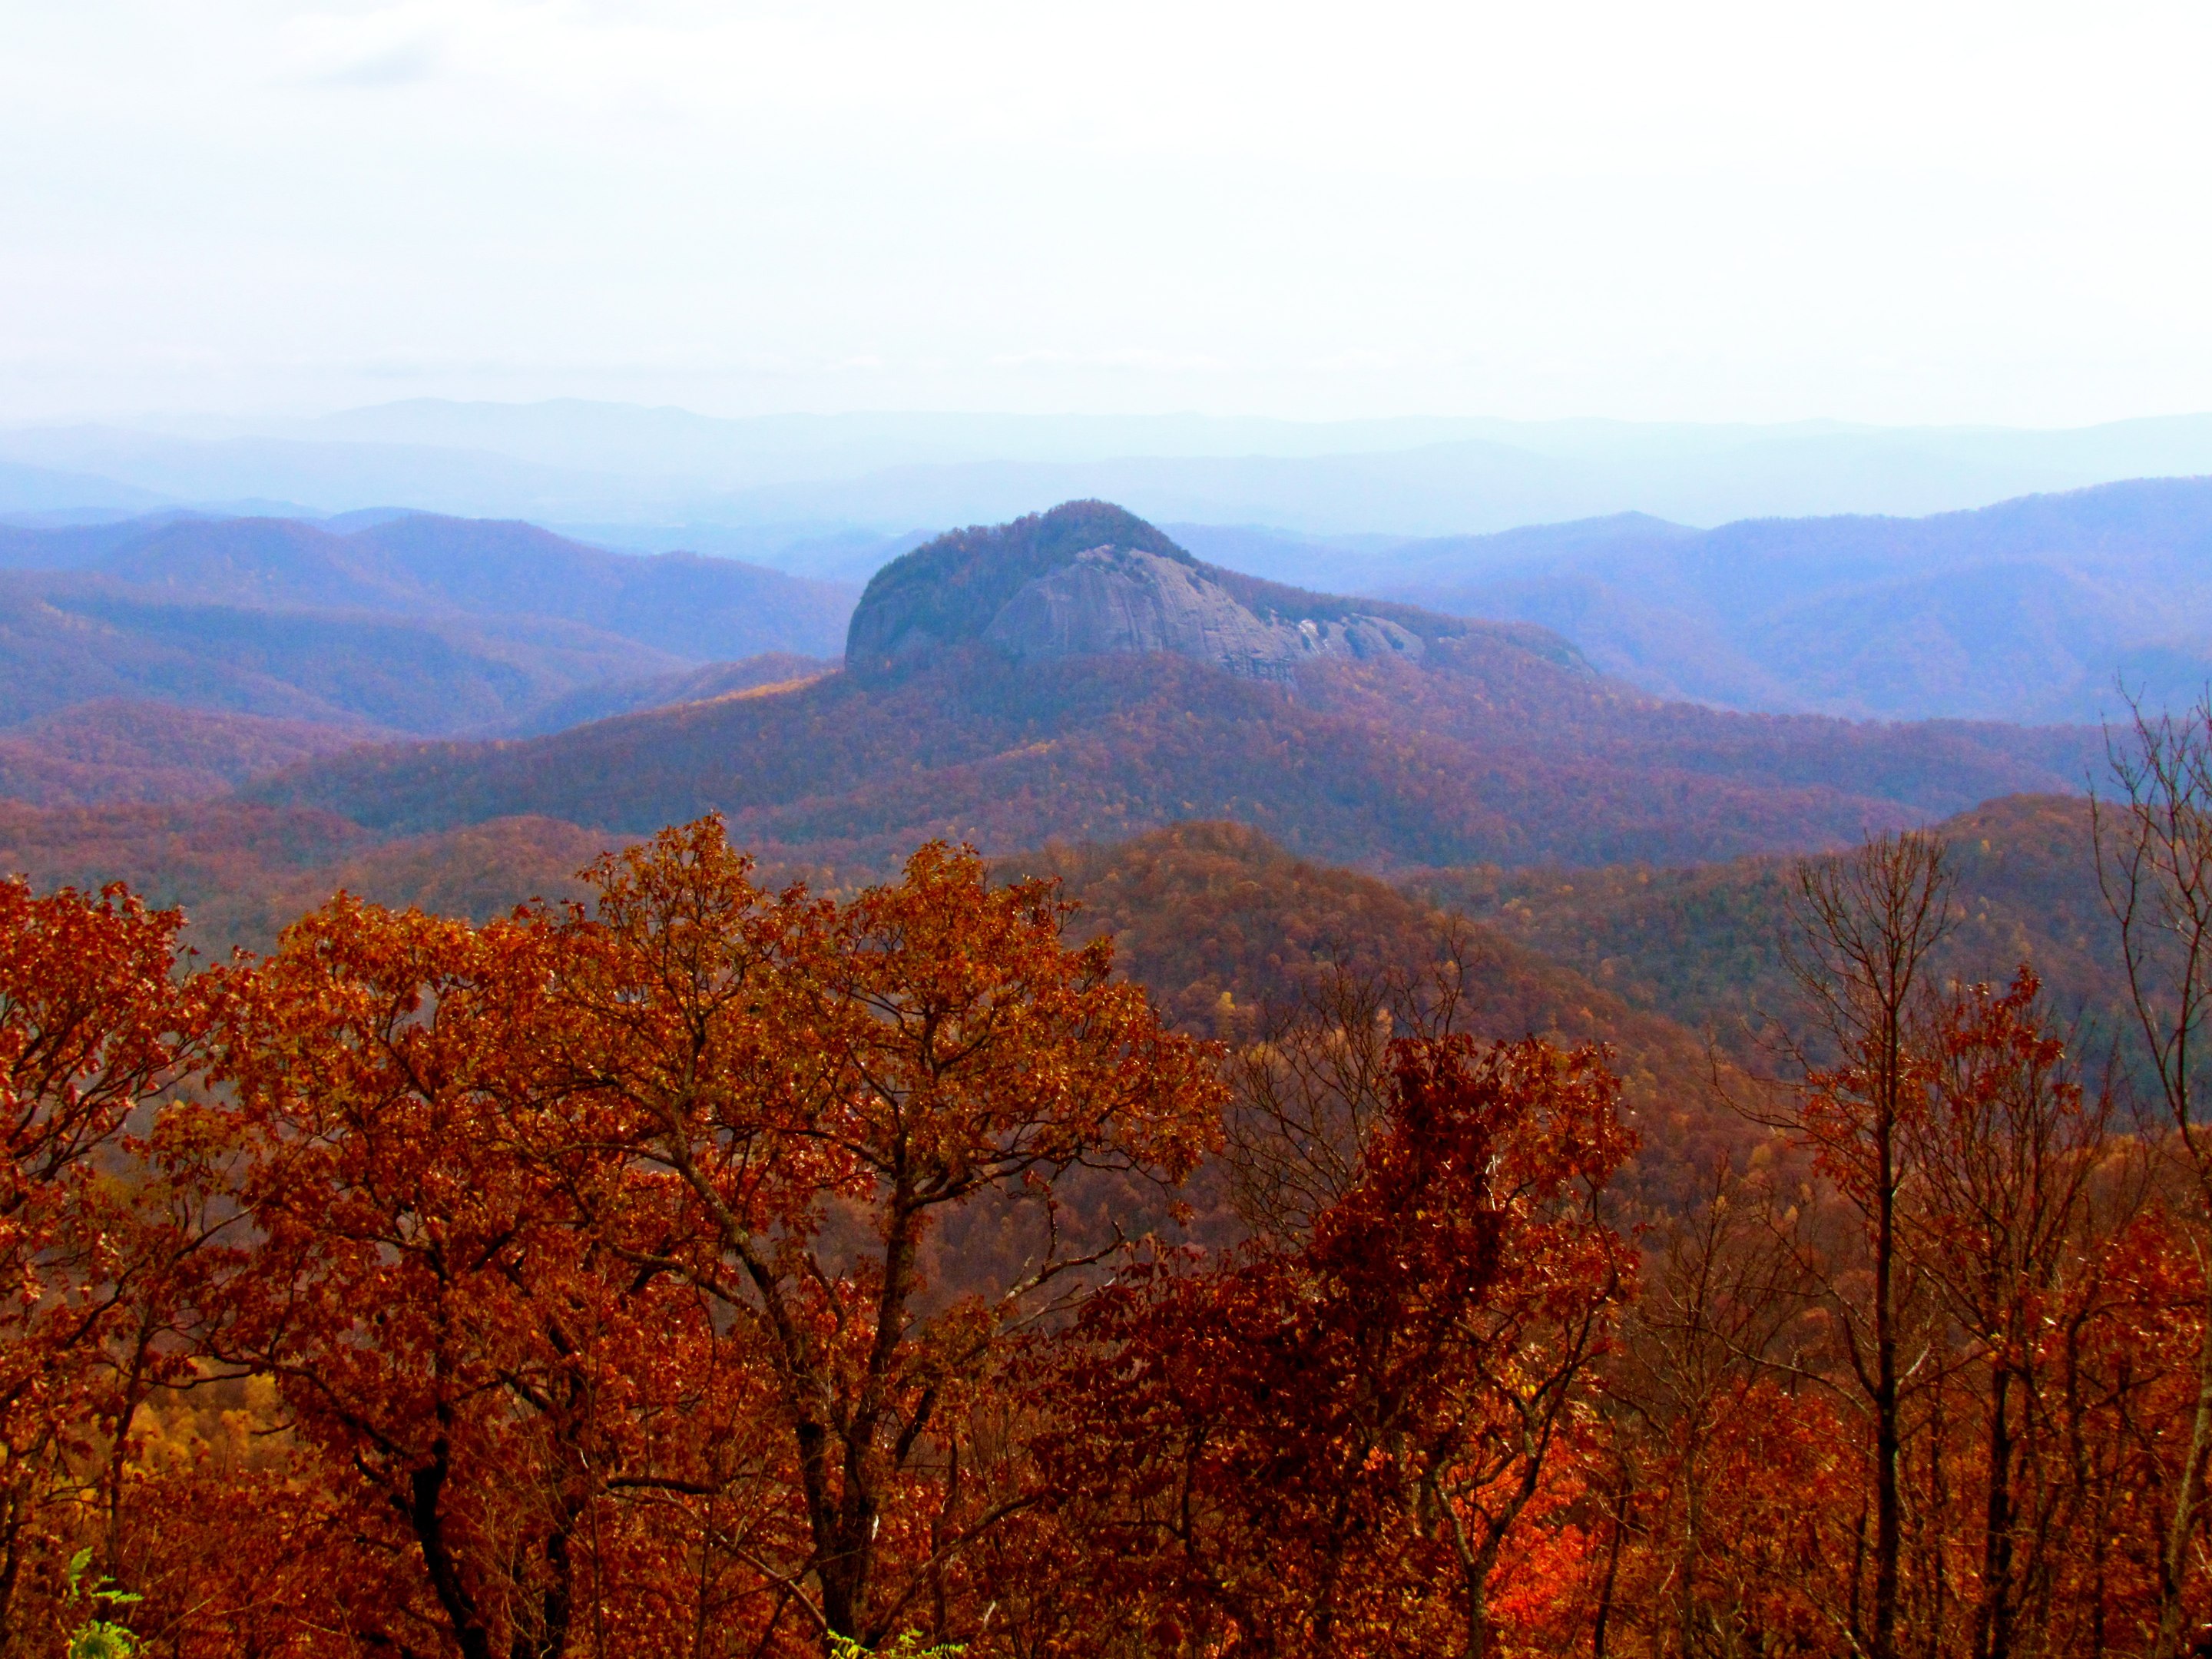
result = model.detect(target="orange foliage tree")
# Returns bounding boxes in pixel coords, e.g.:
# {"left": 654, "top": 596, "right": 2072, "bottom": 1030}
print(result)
{"left": 532, "top": 825, "right": 1227, "bottom": 1647}
{"left": 13, "top": 813, "right": 2212, "bottom": 1659}
{"left": 0, "top": 876, "right": 218, "bottom": 1651}
{"left": 191, "top": 820, "right": 1225, "bottom": 1655}
{"left": 204, "top": 898, "right": 752, "bottom": 1659}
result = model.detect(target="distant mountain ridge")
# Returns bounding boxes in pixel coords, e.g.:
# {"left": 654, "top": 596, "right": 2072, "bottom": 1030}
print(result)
{"left": 0, "top": 512, "right": 856, "bottom": 749}
{"left": 15, "top": 512, "right": 857, "bottom": 658}
{"left": 0, "top": 508, "right": 859, "bottom": 806}
{"left": 20, "top": 405, "right": 2212, "bottom": 551}
{"left": 1176, "top": 475, "right": 2212, "bottom": 724}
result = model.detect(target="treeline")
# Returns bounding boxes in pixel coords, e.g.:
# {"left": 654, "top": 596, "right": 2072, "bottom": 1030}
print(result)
{"left": 11, "top": 717, "right": 2212, "bottom": 1657}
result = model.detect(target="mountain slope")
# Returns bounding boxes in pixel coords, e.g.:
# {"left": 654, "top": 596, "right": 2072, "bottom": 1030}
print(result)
{"left": 0, "top": 512, "right": 857, "bottom": 745}
{"left": 1326, "top": 476, "right": 2212, "bottom": 722}
{"left": 244, "top": 502, "right": 2101, "bottom": 876}
{"left": 492, "top": 653, "right": 834, "bottom": 737}
{"left": 1016, "top": 820, "right": 1753, "bottom": 1207}
{"left": 1410, "top": 792, "right": 2124, "bottom": 1052}
{"left": 0, "top": 702, "right": 377, "bottom": 807}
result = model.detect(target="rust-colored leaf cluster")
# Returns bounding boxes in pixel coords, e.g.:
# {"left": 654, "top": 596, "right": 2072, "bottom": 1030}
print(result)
{"left": 3, "top": 813, "right": 2210, "bottom": 1659}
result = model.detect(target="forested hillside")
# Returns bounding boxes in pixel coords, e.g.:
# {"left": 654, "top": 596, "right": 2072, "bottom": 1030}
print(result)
{"left": 0, "top": 511, "right": 855, "bottom": 760}
{"left": 243, "top": 502, "right": 2100, "bottom": 873}
{"left": 2, "top": 497, "right": 2202, "bottom": 1659}
{"left": 244, "top": 642, "right": 2097, "bottom": 871}
{"left": 0, "top": 702, "right": 373, "bottom": 806}
{"left": 1415, "top": 791, "right": 2129, "bottom": 1048}
{"left": 10, "top": 777, "right": 2210, "bottom": 1657}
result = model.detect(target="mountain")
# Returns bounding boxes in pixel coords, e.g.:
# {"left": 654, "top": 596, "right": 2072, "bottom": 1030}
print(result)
{"left": 0, "top": 512, "right": 856, "bottom": 743}
{"left": 1189, "top": 478, "right": 2212, "bottom": 724}
{"left": 32, "top": 512, "right": 858, "bottom": 659}
{"left": 0, "top": 459, "right": 166, "bottom": 517}
{"left": 21, "top": 404, "right": 2212, "bottom": 541}
{"left": 844, "top": 501, "right": 1454, "bottom": 680}
{"left": 0, "top": 578, "right": 684, "bottom": 732}
{"left": 243, "top": 502, "right": 2102, "bottom": 877}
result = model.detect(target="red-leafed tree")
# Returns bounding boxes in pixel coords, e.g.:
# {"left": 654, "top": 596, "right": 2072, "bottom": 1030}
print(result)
{"left": 1028, "top": 1035, "right": 1634, "bottom": 1659}
{"left": 1901, "top": 968, "right": 2125, "bottom": 1659}
{"left": 207, "top": 898, "right": 760, "bottom": 1659}
{"left": 0, "top": 876, "right": 214, "bottom": 1648}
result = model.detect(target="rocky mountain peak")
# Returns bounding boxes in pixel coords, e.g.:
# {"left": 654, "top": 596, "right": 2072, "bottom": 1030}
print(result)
{"left": 844, "top": 499, "right": 1442, "bottom": 680}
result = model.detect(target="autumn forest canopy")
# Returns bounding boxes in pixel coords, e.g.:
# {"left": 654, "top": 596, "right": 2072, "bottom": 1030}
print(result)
{"left": 14, "top": 498, "right": 2212, "bottom": 1659}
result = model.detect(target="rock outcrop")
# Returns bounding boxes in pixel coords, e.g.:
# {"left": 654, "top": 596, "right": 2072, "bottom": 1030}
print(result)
{"left": 845, "top": 499, "right": 1450, "bottom": 680}
{"left": 981, "top": 545, "right": 1422, "bottom": 676}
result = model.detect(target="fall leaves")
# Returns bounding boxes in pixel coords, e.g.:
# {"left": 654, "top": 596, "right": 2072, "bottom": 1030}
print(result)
{"left": 0, "top": 824, "right": 1245, "bottom": 1656}
{"left": 5, "top": 813, "right": 2211, "bottom": 1659}
{"left": 1027, "top": 1038, "right": 1634, "bottom": 1659}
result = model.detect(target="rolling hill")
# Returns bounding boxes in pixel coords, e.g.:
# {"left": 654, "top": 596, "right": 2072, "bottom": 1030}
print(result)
{"left": 0, "top": 789, "right": 2116, "bottom": 1205}
{"left": 0, "top": 786, "right": 1746, "bottom": 1203}
{"left": 0, "top": 702, "right": 378, "bottom": 807}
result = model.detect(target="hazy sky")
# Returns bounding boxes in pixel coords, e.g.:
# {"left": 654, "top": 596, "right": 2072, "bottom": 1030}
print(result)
{"left": 7, "top": 2, "right": 2212, "bottom": 426}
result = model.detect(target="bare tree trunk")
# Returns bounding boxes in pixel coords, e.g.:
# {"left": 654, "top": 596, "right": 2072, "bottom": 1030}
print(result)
{"left": 0, "top": 1475, "right": 27, "bottom": 1659}
{"left": 1779, "top": 830, "right": 1954, "bottom": 1659}
{"left": 1464, "top": 1548, "right": 1495, "bottom": 1659}
{"left": 2094, "top": 692, "right": 2212, "bottom": 1659}
{"left": 2157, "top": 1309, "right": 2212, "bottom": 1659}
{"left": 1591, "top": 1465, "right": 1628, "bottom": 1659}
{"left": 1873, "top": 1103, "right": 1902, "bottom": 1659}
{"left": 1977, "top": 1368, "right": 2015, "bottom": 1659}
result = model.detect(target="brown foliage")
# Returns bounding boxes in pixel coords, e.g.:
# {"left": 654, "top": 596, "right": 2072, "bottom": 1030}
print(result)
{"left": 243, "top": 641, "right": 2097, "bottom": 873}
{"left": 0, "top": 813, "right": 2207, "bottom": 1659}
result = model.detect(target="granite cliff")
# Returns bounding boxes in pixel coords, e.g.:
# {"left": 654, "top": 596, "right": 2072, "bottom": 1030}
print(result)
{"left": 844, "top": 499, "right": 1515, "bottom": 680}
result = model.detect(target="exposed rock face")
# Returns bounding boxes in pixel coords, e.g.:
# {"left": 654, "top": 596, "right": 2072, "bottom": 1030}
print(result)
{"left": 982, "top": 545, "right": 1422, "bottom": 677}
{"left": 845, "top": 499, "right": 1449, "bottom": 681}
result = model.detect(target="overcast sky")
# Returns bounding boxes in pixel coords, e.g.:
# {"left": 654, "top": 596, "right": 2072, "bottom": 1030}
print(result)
{"left": 5, "top": 2, "right": 2211, "bottom": 426}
